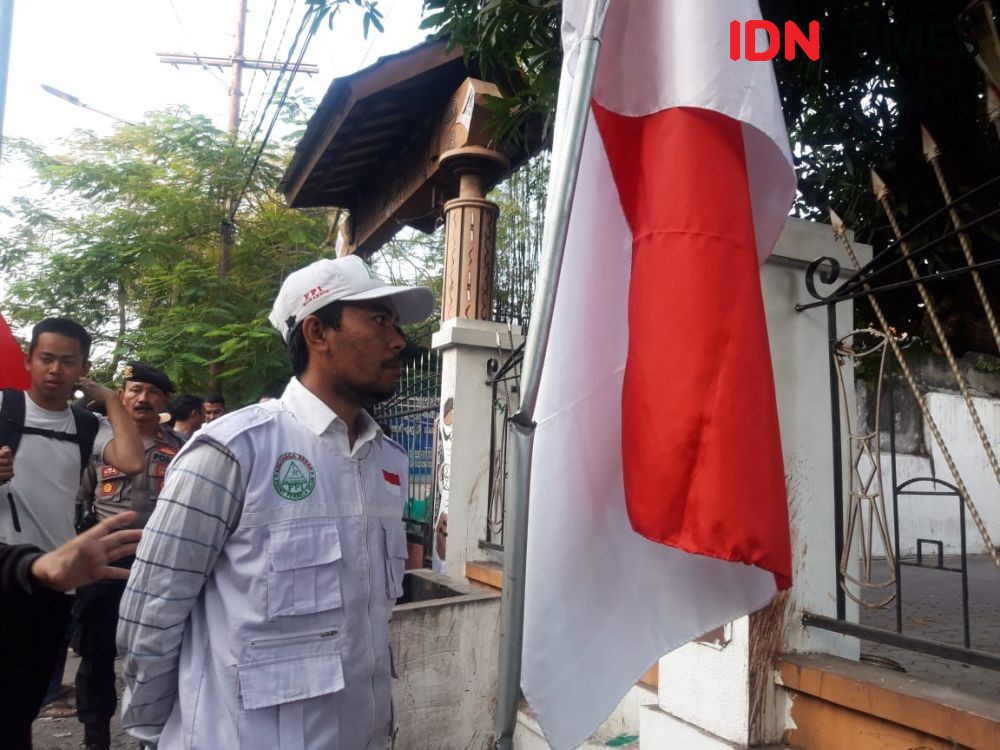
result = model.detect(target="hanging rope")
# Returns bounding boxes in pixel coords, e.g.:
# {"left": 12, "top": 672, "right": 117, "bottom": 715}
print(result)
{"left": 873, "top": 172, "right": 1000, "bottom": 503}
{"left": 830, "top": 211, "right": 1000, "bottom": 571}
{"left": 922, "top": 127, "right": 1000, "bottom": 357}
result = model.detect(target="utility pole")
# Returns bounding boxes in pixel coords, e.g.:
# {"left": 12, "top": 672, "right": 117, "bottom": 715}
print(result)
{"left": 159, "top": 0, "right": 317, "bottom": 388}
{"left": 219, "top": 0, "right": 248, "bottom": 281}
{"left": 228, "top": 0, "right": 248, "bottom": 136}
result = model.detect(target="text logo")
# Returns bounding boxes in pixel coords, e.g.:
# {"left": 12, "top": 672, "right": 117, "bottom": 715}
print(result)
{"left": 302, "top": 285, "right": 329, "bottom": 304}
{"left": 730, "top": 20, "right": 820, "bottom": 62}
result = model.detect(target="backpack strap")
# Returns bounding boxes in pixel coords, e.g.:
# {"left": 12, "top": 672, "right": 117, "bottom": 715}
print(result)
{"left": 71, "top": 406, "right": 100, "bottom": 472}
{"left": 0, "top": 389, "right": 26, "bottom": 456}
{"left": 0, "top": 389, "right": 99, "bottom": 475}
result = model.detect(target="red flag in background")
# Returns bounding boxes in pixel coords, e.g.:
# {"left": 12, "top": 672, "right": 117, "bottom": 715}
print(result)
{"left": 521, "top": 1, "right": 795, "bottom": 747}
{"left": 0, "top": 313, "right": 29, "bottom": 390}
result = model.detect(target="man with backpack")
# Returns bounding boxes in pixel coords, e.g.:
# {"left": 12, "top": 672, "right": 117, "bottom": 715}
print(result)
{"left": 0, "top": 317, "right": 145, "bottom": 730}
{"left": 0, "top": 318, "right": 145, "bottom": 550}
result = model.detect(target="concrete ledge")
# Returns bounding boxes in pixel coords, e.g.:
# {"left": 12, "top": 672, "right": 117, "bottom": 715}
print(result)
{"left": 777, "top": 653, "right": 1000, "bottom": 750}
{"left": 638, "top": 705, "right": 742, "bottom": 749}
{"left": 431, "top": 317, "right": 524, "bottom": 351}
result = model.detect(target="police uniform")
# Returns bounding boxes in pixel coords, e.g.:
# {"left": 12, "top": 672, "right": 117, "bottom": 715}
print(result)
{"left": 82, "top": 426, "right": 185, "bottom": 528}
{"left": 74, "top": 363, "right": 183, "bottom": 750}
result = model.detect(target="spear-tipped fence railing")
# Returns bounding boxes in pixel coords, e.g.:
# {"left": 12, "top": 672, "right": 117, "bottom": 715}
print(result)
{"left": 797, "top": 127, "right": 1000, "bottom": 672}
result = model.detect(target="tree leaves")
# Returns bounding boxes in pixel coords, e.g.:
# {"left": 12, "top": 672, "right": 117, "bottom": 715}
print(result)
{"left": 1, "top": 107, "right": 330, "bottom": 404}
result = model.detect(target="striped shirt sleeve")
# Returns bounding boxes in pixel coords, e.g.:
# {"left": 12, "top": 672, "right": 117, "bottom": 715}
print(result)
{"left": 117, "top": 437, "right": 244, "bottom": 747}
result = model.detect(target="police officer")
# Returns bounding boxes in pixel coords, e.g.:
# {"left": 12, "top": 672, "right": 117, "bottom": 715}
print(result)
{"left": 75, "top": 362, "right": 184, "bottom": 750}
{"left": 119, "top": 257, "right": 434, "bottom": 749}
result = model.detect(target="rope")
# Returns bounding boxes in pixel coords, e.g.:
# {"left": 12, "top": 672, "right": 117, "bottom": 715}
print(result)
{"left": 926, "top": 156, "right": 1000, "bottom": 356}
{"left": 834, "top": 225, "right": 1000, "bottom": 571}
{"left": 875, "top": 188, "right": 1000, "bottom": 499}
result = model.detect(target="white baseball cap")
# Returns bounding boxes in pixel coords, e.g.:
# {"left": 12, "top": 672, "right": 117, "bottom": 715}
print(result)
{"left": 269, "top": 255, "right": 435, "bottom": 343}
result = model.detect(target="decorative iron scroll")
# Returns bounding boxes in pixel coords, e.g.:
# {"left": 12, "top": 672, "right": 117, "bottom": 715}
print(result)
{"left": 835, "top": 329, "right": 897, "bottom": 608}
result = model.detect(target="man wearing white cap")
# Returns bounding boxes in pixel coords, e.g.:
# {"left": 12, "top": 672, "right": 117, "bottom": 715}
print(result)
{"left": 118, "top": 256, "right": 434, "bottom": 749}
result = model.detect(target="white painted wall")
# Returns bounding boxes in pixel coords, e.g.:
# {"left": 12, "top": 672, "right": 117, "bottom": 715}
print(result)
{"left": 763, "top": 218, "right": 863, "bottom": 660}
{"left": 391, "top": 572, "right": 502, "bottom": 750}
{"left": 657, "top": 619, "right": 752, "bottom": 745}
{"left": 866, "top": 392, "right": 1000, "bottom": 558}
{"left": 432, "top": 318, "right": 523, "bottom": 578}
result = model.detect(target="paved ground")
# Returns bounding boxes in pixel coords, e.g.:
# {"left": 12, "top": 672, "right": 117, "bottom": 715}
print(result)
{"left": 859, "top": 554, "right": 1000, "bottom": 700}
{"left": 30, "top": 556, "right": 999, "bottom": 748}
{"left": 31, "top": 653, "right": 132, "bottom": 750}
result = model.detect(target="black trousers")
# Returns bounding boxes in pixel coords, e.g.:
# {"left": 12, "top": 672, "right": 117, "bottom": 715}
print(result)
{"left": 0, "top": 588, "right": 71, "bottom": 750}
{"left": 73, "top": 578, "right": 126, "bottom": 742}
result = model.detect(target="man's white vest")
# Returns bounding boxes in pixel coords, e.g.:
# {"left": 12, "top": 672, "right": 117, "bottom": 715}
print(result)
{"left": 159, "top": 400, "right": 408, "bottom": 749}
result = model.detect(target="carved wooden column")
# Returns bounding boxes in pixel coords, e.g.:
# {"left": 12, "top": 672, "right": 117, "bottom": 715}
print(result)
{"left": 440, "top": 146, "right": 509, "bottom": 321}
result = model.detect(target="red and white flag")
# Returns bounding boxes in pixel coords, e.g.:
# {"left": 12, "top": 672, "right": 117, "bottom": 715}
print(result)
{"left": 0, "top": 313, "right": 29, "bottom": 390}
{"left": 521, "top": 1, "right": 795, "bottom": 747}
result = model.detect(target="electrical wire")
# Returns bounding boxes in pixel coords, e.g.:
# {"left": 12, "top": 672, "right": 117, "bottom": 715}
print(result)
{"left": 240, "top": 0, "right": 298, "bottom": 139}
{"left": 238, "top": 0, "right": 283, "bottom": 130}
{"left": 229, "top": 3, "right": 324, "bottom": 222}
{"left": 165, "top": 0, "right": 230, "bottom": 91}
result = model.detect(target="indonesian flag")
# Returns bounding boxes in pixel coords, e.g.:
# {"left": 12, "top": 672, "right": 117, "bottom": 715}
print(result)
{"left": 0, "top": 313, "right": 29, "bottom": 390}
{"left": 521, "top": 2, "right": 795, "bottom": 747}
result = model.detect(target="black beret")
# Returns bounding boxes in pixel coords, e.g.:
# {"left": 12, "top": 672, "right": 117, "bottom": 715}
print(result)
{"left": 122, "top": 361, "right": 175, "bottom": 394}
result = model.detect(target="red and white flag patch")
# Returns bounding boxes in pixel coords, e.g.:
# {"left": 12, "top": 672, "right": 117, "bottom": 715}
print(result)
{"left": 382, "top": 470, "right": 401, "bottom": 496}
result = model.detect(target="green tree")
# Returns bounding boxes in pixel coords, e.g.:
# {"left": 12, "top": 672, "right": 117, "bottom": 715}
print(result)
{"left": 0, "top": 108, "right": 333, "bottom": 403}
{"left": 423, "top": 1, "right": 1000, "bottom": 353}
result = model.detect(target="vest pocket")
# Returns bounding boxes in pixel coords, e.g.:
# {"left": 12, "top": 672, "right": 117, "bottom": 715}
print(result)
{"left": 267, "top": 521, "right": 343, "bottom": 619}
{"left": 381, "top": 520, "right": 407, "bottom": 601}
{"left": 238, "top": 650, "right": 344, "bottom": 749}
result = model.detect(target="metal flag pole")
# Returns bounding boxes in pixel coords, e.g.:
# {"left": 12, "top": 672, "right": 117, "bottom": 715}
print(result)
{"left": 0, "top": 0, "right": 14, "bottom": 160}
{"left": 494, "top": 1, "right": 610, "bottom": 747}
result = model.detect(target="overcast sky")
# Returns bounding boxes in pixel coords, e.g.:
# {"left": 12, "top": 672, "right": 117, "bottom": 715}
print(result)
{"left": 1, "top": 0, "right": 428, "bottom": 188}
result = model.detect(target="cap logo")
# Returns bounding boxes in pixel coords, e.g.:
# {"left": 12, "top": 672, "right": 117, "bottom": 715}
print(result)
{"left": 303, "top": 285, "right": 330, "bottom": 305}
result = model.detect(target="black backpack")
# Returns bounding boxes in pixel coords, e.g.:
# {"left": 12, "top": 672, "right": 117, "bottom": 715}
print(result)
{"left": 0, "top": 389, "right": 99, "bottom": 532}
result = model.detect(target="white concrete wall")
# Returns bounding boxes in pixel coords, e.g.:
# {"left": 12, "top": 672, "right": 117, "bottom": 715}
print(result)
{"left": 923, "top": 392, "right": 1000, "bottom": 555}
{"left": 867, "top": 392, "right": 1000, "bottom": 558}
{"left": 657, "top": 619, "right": 751, "bottom": 746}
{"left": 432, "top": 318, "right": 523, "bottom": 578}
{"left": 763, "top": 218, "right": 863, "bottom": 659}
{"left": 391, "top": 572, "right": 501, "bottom": 750}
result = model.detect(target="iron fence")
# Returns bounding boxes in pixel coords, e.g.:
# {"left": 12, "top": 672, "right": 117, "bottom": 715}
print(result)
{"left": 372, "top": 351, "right": 441, "bottom": 565}
{"left": 480, "top": 340, "right": 525, "bottom": 552}
{"left": 798, "top": 170, "right": 1000, "bottom": 673}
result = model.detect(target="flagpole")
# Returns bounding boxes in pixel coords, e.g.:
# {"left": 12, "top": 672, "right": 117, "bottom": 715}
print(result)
{"left": 494, "top": 1, "right": 610, "bottom": 747}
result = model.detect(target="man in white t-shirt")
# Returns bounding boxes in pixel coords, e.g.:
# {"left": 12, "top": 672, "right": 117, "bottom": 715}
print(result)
{"left": 0, "top": 317, "right": 145, "bottom": 723}
{"left": 0, "top": 318, "right": 145, "bottom": 552}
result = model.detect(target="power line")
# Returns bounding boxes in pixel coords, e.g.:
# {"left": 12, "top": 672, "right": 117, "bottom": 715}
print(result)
{"left": 229, "top": 3, "right": 324, "bottom": 222}
{"left": 240, "top": 0, "right": 298, "bottom": 137}
{"left": 165, "top": 0, "right": 230, "bottom": 91}
{"left": 238, "top": 0, "right": 282, "bottom": 128}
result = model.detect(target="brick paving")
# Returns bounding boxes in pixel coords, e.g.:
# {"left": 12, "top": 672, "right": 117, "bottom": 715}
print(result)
{"left": 860, "top": 554, "right": 1000, "bottom": 700}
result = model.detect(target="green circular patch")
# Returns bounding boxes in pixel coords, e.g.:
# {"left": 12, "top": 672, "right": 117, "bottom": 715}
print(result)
{"left": 273, "top": 452, "right": 316, "bottom": 501}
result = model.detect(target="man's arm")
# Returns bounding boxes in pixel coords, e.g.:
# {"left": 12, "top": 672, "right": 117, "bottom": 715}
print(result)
{"left": 117, "top": 438, "right": 243, "bottom": 748}
{"left": 1, "top": 512, "right": 141, "bottom": 598}
{"left": 79, "top": 377, "right": 145, "bottom": 474}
